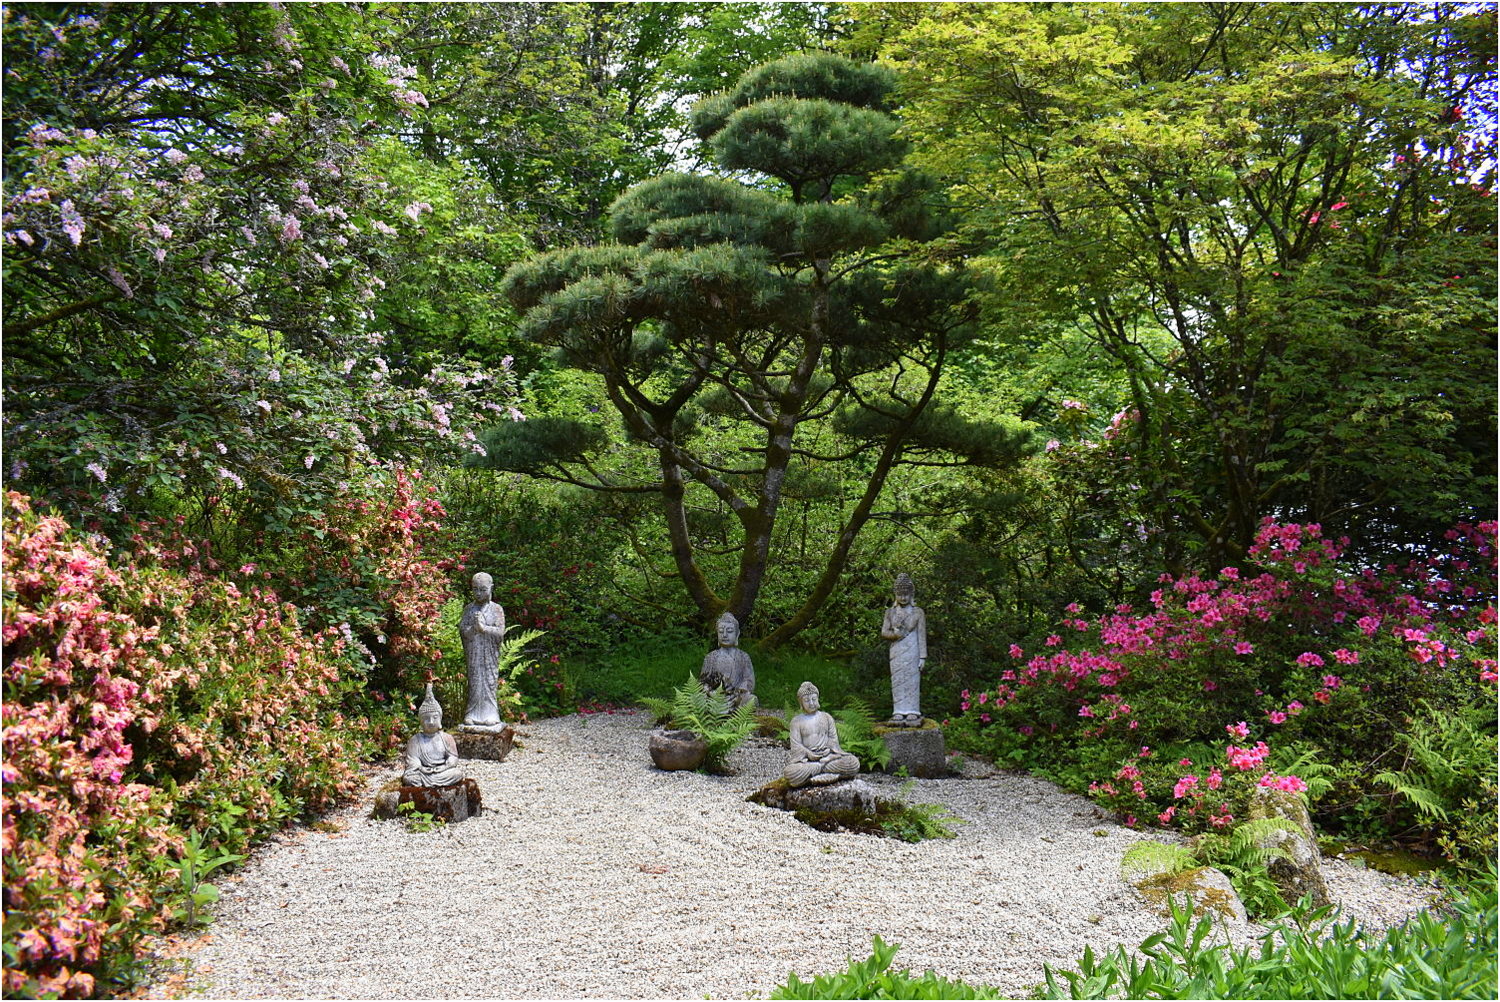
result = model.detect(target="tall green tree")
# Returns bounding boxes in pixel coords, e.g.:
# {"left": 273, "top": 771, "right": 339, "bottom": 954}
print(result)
{"left": 388, "top": 2, "right": 843, "bottom": 247}
{"left": 484, "top": 53, "right": 1033, "bottom": 644}
{"left": 858, "top": 1, "right": 1497, "bottom": 565}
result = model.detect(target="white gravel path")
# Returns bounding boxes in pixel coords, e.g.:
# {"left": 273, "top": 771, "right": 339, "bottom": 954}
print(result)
{"left": 140, "top": 710, "right": 1438, "bottom": 1000}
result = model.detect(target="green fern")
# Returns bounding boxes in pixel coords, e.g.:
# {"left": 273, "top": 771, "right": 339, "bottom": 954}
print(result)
{"left": 1374, "top": 700, "right": 1495, "bottom": 825}
{"left": 1271, "top": 743, "right": 1337, "bottom": 802}
{"left": 834, "top": 696, "right": 893, "bottom": 771}
{"left": 1194, "top": 818, "right": 1299, "bottom": 873}
{"left": 639, "top": 674, "right": 757, "bottom": 773}
{"left": 1120, "top": 839, "right": 1198, "bottom": 881}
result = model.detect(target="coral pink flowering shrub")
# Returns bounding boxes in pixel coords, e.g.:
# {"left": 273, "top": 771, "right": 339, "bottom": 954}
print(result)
{"left": 3, "top": 492, "right": 399, "bottom": 998}
{"left": 947, "top": 520, "right": 1497, "bottom": 840}
{"left": 242, "top": 469, "right": 464, "bottom": 695}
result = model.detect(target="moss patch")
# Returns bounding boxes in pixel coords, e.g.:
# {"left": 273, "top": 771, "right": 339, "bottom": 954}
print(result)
{"left": 1134, "top": 867, "right": 1241, "bottom": 921}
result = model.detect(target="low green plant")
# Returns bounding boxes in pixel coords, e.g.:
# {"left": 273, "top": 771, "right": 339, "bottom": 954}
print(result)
{"left": 167, "top": 829, "right": 246, "bottom": 928}
{"left": 1036, "top": 870, "right": 1499, "bottom": 999}
{"left": 833, "top": 697, "right": 893, "bottom": 771}
{"left": 395, "top": 801, "right": 444, "bottom": 833}
{"left": 1374, "top": 700, "right": 1498, "bottom": 873}
{"left": 639, "top": 674, "right": 757, "bottom": 773}
{"left": 883, "top": 781, "right": 965, "bottom": 843}
{"left": 771, "top": 934, "right": 1003, "bottom": 999}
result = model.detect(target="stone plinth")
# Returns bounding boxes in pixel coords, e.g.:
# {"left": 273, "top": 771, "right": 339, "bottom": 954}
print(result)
{"left": 649, "top": 729, "right": 707, "bottom": 771}
{"left": 456, "top": 724, "right": 515, "bottom": 762}
{"left": 750, "top": 777, "right": 879, "bottom": 815}
{"left": 875, "top": 720, "right": 948, "bottom": 778}
{"left": 372, "top": 778, "right": 483, "bottom": 823}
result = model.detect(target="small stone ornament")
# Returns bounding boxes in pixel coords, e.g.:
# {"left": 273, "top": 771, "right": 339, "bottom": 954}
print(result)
{"left": 881, "top": 573, "right": 927, "bottom": 726}
{"left": 784, "top": 682, "right": 859, "bottom": 787}
{"left": 402, "top": 684, "right": 464, "bottom": 788}
{"left": 700, "top": 612, "right": 756, "bottom": 711}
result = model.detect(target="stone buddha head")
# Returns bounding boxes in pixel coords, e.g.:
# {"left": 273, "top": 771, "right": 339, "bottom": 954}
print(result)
{"left": 797, "top": 681, "right": 820, "bottom": 714}
{"left": 418, "top": 684, "right": 443, "bottom": 734}
{"left": 893, "top": 573, "right": 915, "bottom": 607}
{"left": 715, "top": 612, "right": 740, "bottom": 648}
{"left": 470, "top": 571, "right": 493, "bottom": 604}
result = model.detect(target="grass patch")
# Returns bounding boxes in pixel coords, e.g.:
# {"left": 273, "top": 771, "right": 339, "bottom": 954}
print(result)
{"left": 570, "top": 635, "right": 856, "bottom": 710}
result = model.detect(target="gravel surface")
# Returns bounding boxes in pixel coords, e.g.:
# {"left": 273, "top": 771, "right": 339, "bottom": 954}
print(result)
{"left": 141, "top": 710, "right": 1438, "bottom": 1000}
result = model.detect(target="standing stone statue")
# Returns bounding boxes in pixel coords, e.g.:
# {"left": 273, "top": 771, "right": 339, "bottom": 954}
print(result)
{"left": 881, "top": 573, "right": 927, "bottom": 726}
{"left": 460, "top": 571, "right": 507, "bottom": 729}
{"left": 700, "top": 611, "right": 756, "bottom": 711}
{"left": 785, "top": 681, "right": 860, "bottom": 787}
{"left": 403, "top": 684, "right": 465, "bottom": 788}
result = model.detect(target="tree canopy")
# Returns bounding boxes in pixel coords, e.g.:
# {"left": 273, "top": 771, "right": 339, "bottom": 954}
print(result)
{"left": 484, "top": 51, "right": 1033, "bottom": 643}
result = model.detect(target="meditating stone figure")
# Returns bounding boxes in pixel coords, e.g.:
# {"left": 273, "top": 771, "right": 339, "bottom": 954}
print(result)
{"left": 700, "top": 611, "right": 756, "bottom": 711}
{"left": 460, "top": 571, "right": 507, "bottom": 729}
{"left": 881, "top": 573, "right": 927, "bottom": 726}
{"left": 402, "top": 685, "right": 465, "bottom": 788}
{"left": 785, "top": 681, "right": 860, "bottom": 787}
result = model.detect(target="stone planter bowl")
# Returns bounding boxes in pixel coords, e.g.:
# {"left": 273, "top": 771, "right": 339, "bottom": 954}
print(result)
{"left": 649, "top": 728, "right": 708, "bottom": 771}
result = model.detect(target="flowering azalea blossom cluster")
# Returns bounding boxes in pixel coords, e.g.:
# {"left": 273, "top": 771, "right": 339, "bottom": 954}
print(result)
{"left": 954, "top": 519, "right": 1496, "bottom": 834}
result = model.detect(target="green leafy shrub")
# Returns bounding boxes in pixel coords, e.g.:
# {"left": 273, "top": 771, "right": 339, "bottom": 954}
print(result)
{"left": 1373, "top": 700, "right": 1498, "bottom": 872}
{"left": 771, "top": 935, "right": 1003, "bottom": 999}
{"left": 2, "top": 492, "right": 399, "bottom": 998}
{"left": 639, "top": 674, "right": 757, "bottom": 773}
{"left": 1037, "top": 873, "right": 1499, "bottom": 999}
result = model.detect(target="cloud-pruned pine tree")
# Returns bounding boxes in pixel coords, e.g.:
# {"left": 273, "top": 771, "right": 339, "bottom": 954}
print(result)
{"left": 484, "top": 52, "right": 1033, "bottom": 644}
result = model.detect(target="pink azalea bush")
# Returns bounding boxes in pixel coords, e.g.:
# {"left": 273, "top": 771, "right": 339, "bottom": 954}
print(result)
{"left": 947, "top": 519, "right": 1497, "bottom": 840}
{"left": 3, "top": 492, "right": 402, "bottom": 997}
{"left": 244, "top": 468, "right": 464, "bottom": 696}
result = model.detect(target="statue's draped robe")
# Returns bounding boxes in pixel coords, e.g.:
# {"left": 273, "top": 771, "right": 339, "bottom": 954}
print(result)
{"left": 460, "top": 600, "right": 505, "bottom": 726}
{"left": 403, "top": 731, "right": 463, "bottom": 787}
{"left": 700, "top": 646, "right": 756, "bottom": 710}
{"left": 883, "top": 604, "right": 927, "bottom": 719}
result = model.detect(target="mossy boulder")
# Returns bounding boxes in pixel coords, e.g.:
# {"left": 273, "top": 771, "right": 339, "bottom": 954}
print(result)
{"left": 1247, "top": 786, "right": 1330, "bottom": 908}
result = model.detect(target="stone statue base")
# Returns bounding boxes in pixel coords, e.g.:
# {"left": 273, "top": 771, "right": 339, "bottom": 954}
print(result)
{"left": 875, "top": 720, "right": 948, "bottom": 778}
{"left": 456, "top": 724, "right": 516, "bottom": 762}
{"left": 372, "top": 778, "right": 483, "bottom": 823}
{"left": 749, "top": 777, "right": 878, "bottom": 815}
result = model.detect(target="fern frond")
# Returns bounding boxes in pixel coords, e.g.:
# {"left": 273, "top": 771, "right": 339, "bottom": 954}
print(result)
{"left": 1196, "top": 818, "right": 1300, "bottom": 872}
{"left": 496, "top": 628, "right": 548, "bottom": 678}
{"left": 1375, "top": 771, "right": 1451, "bottom": 821}
{"left": 637, "top": 695, "right": 674, "bottom": 724}
{"left": 1121, "top": 840, "right": 1197, "bottom": 881}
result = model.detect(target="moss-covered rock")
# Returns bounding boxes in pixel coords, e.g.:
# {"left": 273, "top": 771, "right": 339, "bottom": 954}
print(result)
{"left": 1130, "top": 866, "right": 1248, "bottom": 925}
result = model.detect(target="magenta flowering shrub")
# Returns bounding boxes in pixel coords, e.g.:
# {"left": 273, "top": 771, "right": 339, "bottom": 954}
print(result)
{"left": 3, "top": 493, "right": 400, "bottom": 997}
{"left": 947, "top": 519, "right": 1497, "bottom": 838}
